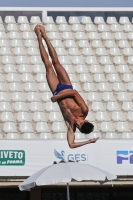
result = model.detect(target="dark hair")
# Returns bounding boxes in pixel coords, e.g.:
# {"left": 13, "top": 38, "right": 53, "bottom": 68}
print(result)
{"left": 80, "top": 122, "right": 94, "bottom": 134}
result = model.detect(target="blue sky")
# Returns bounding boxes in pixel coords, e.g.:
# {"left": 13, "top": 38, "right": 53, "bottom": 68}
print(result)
{"left": 0, "top": 0, "right": 133, "bottom": 7}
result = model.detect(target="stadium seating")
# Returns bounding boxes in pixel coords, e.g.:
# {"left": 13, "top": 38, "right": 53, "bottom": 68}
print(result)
{"left": 0, "top": 15, "right": 132, "bottom": 139}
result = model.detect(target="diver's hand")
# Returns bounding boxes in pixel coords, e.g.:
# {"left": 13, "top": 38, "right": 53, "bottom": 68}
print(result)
{"left": 88, "top": 137, "right": 99, "bottom": 144}
{"left": 51, "top": 95, "right": 59, "bottom": 102}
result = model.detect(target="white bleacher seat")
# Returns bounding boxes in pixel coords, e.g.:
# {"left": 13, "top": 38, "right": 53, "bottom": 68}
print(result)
{"left": 82, "top": 48, "right": 94, "bottom": 56}
{"left": 0, "top": 92, "right": 9, "bottom": 101}
{"left": 127, "top": 32, "right": 133, "bottom": 40}
{"left": 0, "top": 24, "right": 5, "bottom": 31}
{"left": 22, "top": 133, "right": 35, "bottom": 139}
{"left": 119, "top": 17, "right": 130, "bottom": 24}
{"left": 0, "top": 74, "right": 4, "bottom": 82}
{"left": 75, "top": 65, "right": 88, "bottom": 74}
{"left": 8, "top": 31, "right": 21, "bottom": 39}
{"left": 30, "top": 16, "right": 41, "bottom": 24}
{"left": 69, "top": 16, "right": 80, "bottom": 24}
{"left": 96, "top": 111, "right": 110, "bottom": 121}
{"left": 13, "top": 47, "right": 26, "bottom": 56}
{"left": 45, "top": 24, "right": 57, "bottom": 32}
{"left": 107, "top": 101, "right": 120, "bottom": 111}
{"left": 86, "top": 112, "right": 95, "bottom": 122}
{"left": 4, "top": 64, "right": 16, "bottom": 73}
{"left": 100, "top": 122, "right": 114, "bottom": 132}
{"left": 75, "top": 132, "right": 85, "bottom": 139}
{"left": 11, "top": 92, "right": 25, "bottom": 102}
{"left": 110, "top": 24, "right": 122, "bottom": 32}
{"left": 85, "top": 24, "right": 97, "bottom": 32}
{"left": 58, "top": 24, "right": 70, "bottom": 32}
{"left": 112, "top": 82, "right": 126, "bottom": 92}
{"left": 42, "top": 92, "right": 52, "bottom": 102}
{"left": 72, "top": 83, "right": 82, "bottom": 91}
{"left": 96, "top": 48, "right": 108, "bottom": 56}
{"left": 122, "top": 132, "right": 133, "bottom": 139}
{"left": 6, "top": 133, "right": 19, "bottom": 139}
{"left": 69, "top": 48, "right": 80, "bottom": 56}
{"left": 79, "top": 73, "right": 92, "bottom": 82}
{"left": 88, "top": 132, "right": 102, "bottom": 139}
{"left": 0, "top": 83, "right": 7, "bottom": 91}
{"left": 98, "top": 82, "right": 111, "bottom": 92}
{"left": 33, "top": 65, "right": 45, "bottom": 74}
{"left": 102, "top": 92, "right": 115, "bottom": 102}
{"left": 0, "top": 47, "right": 11, "bottom": 55}
{"left": 27, "top": 47, "right": 40, "bottom": 56}
{"left": 87, "top": 32, "right": 100, "bottom": 40}
{"left": 16, "top": 56, "right": 28, "bottom": 64}
{"left": 71, "top": 56, "right": 84, "bottom": 65}
{"left": 83, "top": 83, "right": 96, "bottom": 92}
{"left": 48, "top": 32, "right": 61, "bottom": 40}
{"left": 45, "top": 102, "right": 59, "bottom": 112}
{"left": 26, "top": 92, "right": 40, "bottom": 102}
{"left": 36, "top": 122, "right": 50, "bottom": 133}
{"left": 111, "top": 111, "right": 125, "bottom": 121}
{"left": 92, "top": 40, "right": 103, "bottom": 48}
{"left": 105, "top": 132, "right": 118, "bottom": 139}
{"left": 101, "top": 32, "right": 113, "bottom": 40}
{"left": 9, "top": 82, "right": 22, "bottom": 92}
{"left": 0, "top": 32, "right": 7, "bottom": 39}
{"left": 123, "top": 24, "right": 133, "bottom": 32}
{"left": 56, "top": 132, "right": 67, "bottom": 139}
{"left": 65, "top": 40, "right": 77, "bottom": 48}
{"left": 72, "top": 24, "right": 83, "bottom": 32}
{"left": 94, "top": 17, "right": 105, "bottom": 24}
{"left": 0, "top": 17, "right": 3, "bottom": 23}
{"left": 114, "top": 32, "right": 126, "bottom": 40}
{"left": 22, "top": 32, "right": 35, "bottom": 40}
{"left": 17, "top": 16, "right": 29, "bottom": 23}
{"left": 48, "top": 111, "right": 63, "bottom": 122}
{"left": 113, "top": 56, "right": 126, "bottom": 65}
{"left": 63, "top": 65, "right": 74, "bottom": 74}
{"left": 35, "top": 73, "right": 47, "bottom": 82}
{"left": 98, "top": 24, "right": 109, "bottom": 32}
{"left": 1, "top": 112, "right": 14, "bottom": 122}
{"left": 40, "top": 133, "right": 52, "bottom": 139}
{"left": 107, "top": 74, "right": 121, "bottom": 82}
{"left": 122, "top": 102, "right": 133, "bottom": 111}
{"left": 14, "top": 102, "right": 28, "bottom": 112}
{"left": 87, "top": 92, "right": 101, "bottom": 101}
{"left": 90, "top": 65, "right": 102, "bottom": 73}
{"left": 116, "top": 122, "right": 130, "bottom": 132}
{"left": 43, "top": 16, "right": 54, "bottom": 24}
{"left": 52, "top": 122, "right": 66, "bottom": 132}
{"left": 38, "top": 82, "right": 50, "bottom": 92}
{"left": 91, "top": 102, "right": 105, "bottom": 111}
{"left": 18, "top": 64, "right": 31, "bottom": 73}
{"left": 117, "top": 92, "right": 131, "bottom": 102}
{"left": 75, "top": 32, "right": 87, "bottom": 40}
{"left": 78, "top": 40, "right": 90, "bottom": 48}
{"left": 30, "top": 56, "right": 43, "bottom": 64}
{"left": 127, "top": 56, "right": 133, "bottom": 65}
{"left": 10, "top": 39, "right": 23, "bottom": 47}
{"left": 56, "top": 47, "right": 67, "bottom": 56}
{"left": 33, "top": 112, "right": 47, "bottom": 122}
{"left": 2, "top": 56, "right": 14, "bottom": 64}
{"left": 29, "top": 102, "right": 43, "bottom": 112}
{"left": 0, "top": 102, "right": 12, "bottom": 112}
{"left": 24, "top": 82, "right": 37, "bottom": 92}
{"left": 127, "top": 82, "right": 133, "bottom": 91}
{"left": 86, "top": 56, "right": 98, "bottom": 65}
{"left": 123, "top": 74, "right": 133, "bottom": 82}
{"left": 17, "top": 112, "right": 31, "bottom": 122}
{"left": 69, "top": 74, "right": 78, "bottom": 82}
{"left": 56, "top": 16, "right": 67, "bottom": 24}
{"left": 19, "top": 122, "right": 33, "bottom": 133}
{"left": 123, "top": 48, "right": 133, "bottom": 56}
{"left": 100, "top": 56, "right": 112, "bottom": 65}
{"left": 21, "top": 73, "right": 34, "bottom": 82}
{"left": 109, "top": 47, "right": 121, "bottom": 56}
{"left": 24, "top": 39, "right": 37, "bottom": 48}
{"left": 104, "top": 65, "right": 116, "bottom": 73}
{"left": 118, "top": 40, "right": 130, "bottom": 48}
{"left": 127, "top": 111, "right": 133, "bottom": 121}
{"left": 52, "top": 40, "right": 64, "bottom": 48}
{"left": 7, "top": 24, "right": 18, "bottom": 31}
{"left": 20, "top": 24, "right": 31, "bottom": 32}
{"left": 117, "top": 65, "right": 130, "bottom": 73}
{"left": 3, "top": 122, "right": 17, "bottom": 133}
{"left": 94, "top": 73, "right": 106, "bottom": 82}
{"left": 105, "top": 40, "right": 117, "bottom": 48}
{"left": 81, "top": 16, "right": 92, "bottom": 24}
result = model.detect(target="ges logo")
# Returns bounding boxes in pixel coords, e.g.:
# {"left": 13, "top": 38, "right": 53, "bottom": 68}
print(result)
{"left": 54, "top": 149, "right": 88, "bottom": 162}
{"left": 117, "top": 151, "right": 133, "bottom": 164}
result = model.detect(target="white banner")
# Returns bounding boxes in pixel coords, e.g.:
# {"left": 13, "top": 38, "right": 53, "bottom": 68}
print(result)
{"left": 0, "top": 139, "right": 132, "bottom": 176}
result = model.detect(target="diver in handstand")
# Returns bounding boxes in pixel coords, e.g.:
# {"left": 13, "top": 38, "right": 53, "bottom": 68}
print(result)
{"left": 35, "top": 25, "right": 99, "bottom": 148}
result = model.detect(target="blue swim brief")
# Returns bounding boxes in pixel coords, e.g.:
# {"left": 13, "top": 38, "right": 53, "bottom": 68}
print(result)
{"left": 53, "top": 83, "right": 73, "bottom": 96}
